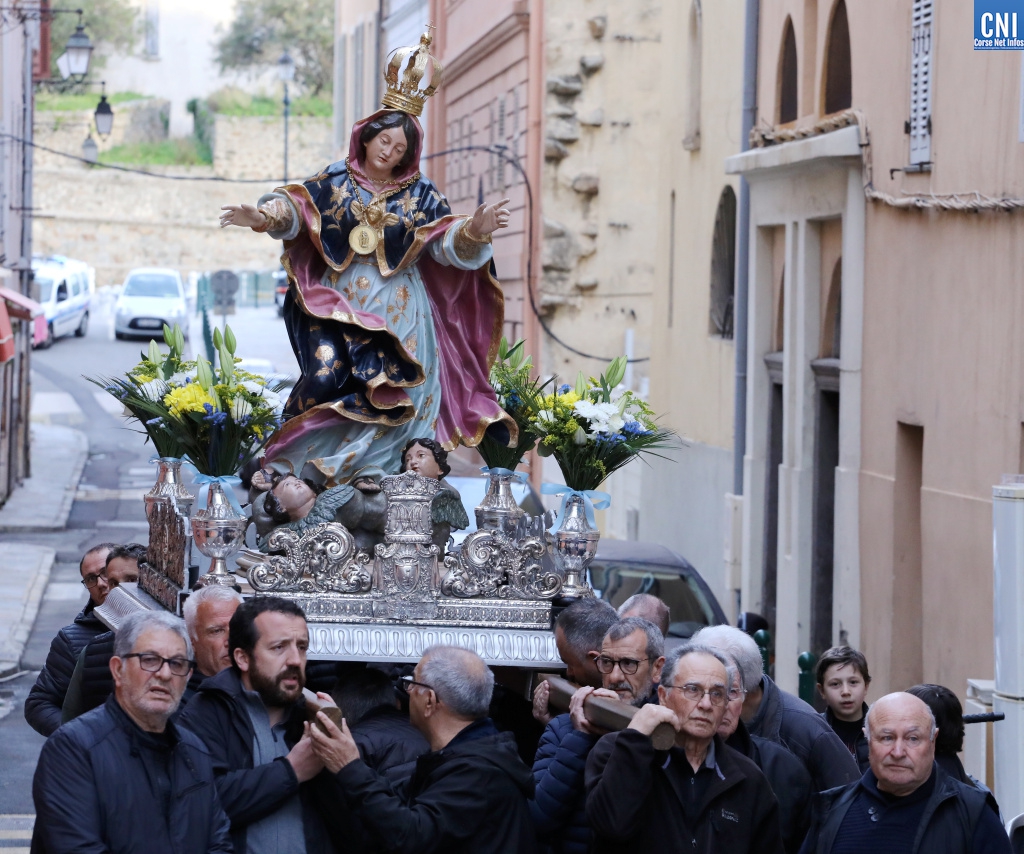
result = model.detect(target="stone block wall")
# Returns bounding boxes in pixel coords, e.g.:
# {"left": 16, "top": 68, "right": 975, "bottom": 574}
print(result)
{"left": 32, "top": 111, "right": 334, "bottom": 285}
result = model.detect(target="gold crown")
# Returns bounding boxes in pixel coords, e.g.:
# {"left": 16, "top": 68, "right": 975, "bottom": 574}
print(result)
{"left": 381, "top": 26, "right": 444, "bottom": 118}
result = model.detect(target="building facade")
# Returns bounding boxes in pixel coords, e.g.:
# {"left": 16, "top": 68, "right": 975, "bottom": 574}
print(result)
{"left": 729, "top": 0, "right": 1024, "bottom": 696}
{"left": 0, "top": 6, "right": 37, "bottom": 505}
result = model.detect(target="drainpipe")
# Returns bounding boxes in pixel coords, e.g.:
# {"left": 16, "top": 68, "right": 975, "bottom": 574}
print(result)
{"left": 732, "top": 0, "right": 759, "bottom": 495}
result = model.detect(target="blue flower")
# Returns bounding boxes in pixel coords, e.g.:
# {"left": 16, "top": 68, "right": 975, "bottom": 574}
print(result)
{"left": 558, "top": 383, "right": 573, "bottom": 395}
{"left": 202, "top": 403, "right": 227, "bottom": 426}
{"left": 145, "top": 417, "right": 164, "bottom": 427}
{"left": 623, "top": 420, "right": 646, "bottom": 437}
{"left": 506, "top": 391, "right": 522, "bottom": 410}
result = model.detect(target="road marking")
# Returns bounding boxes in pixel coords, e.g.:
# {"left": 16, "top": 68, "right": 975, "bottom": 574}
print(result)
{"left": 30, "top": 392, "right": 84, "bottom": 424}
{"left": 0, "top": 814, "right": 33, "bottom": 848}
{"left": 92, "top": 391, "right": 125, "bottom": 417}
{"left": 74, "top": 488, "right": 149, "bottom": 501}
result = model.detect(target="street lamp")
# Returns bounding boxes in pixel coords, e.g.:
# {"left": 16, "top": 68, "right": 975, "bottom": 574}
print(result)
{"left": 94, "top": 82, "right": 113, "bottom": 138}
{"left": 81, "top": 134, "right": 98, "bottom": 164}
{"left": 62, "top": 14, "right": 94, "bottom": 81}
{"left": 277, "top": 51, "right": 295, "bottom": 185}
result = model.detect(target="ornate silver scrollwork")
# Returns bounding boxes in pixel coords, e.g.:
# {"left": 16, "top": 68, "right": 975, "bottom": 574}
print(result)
{"left": 441, "top": 530, "right": 562, "bottom": 600}
{"left": 248, "top": 523, "right": 372, "bottom": 594}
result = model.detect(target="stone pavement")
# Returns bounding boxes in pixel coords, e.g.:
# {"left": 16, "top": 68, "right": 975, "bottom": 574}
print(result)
{"left": 0, "top": 423, "right": 89, "bottom": 677}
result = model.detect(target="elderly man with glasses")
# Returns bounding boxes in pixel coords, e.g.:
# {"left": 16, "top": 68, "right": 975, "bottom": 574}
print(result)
{"left": 585, "top": 642, "right": 785, "bottom": 854}
{"left": 31, "top": 610, "right": 232, "bottom": 853}
{"left": 308, "top": 644, "right": 537, "bottom": 854}
{"left": 24, "top": 542, "right": 119, "bottom": 736}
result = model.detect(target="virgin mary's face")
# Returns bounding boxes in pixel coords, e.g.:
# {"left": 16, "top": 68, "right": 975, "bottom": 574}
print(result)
{"left": 364, "top": 126, "right": 408, "bottom": 176}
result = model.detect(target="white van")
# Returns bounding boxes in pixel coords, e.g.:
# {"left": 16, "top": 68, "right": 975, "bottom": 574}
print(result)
{"left": 31, "top": 255, "right": 94, "bottom": 347}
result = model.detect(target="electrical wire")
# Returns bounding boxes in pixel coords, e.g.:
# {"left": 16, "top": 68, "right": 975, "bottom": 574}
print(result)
{"left": 0, "top": 131, "right": 649, "bottom": 363}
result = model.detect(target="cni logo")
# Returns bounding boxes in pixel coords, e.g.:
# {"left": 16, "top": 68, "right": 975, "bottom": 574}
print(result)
{"left": 975, "top": 0, "right": 1024, "bottom": 49}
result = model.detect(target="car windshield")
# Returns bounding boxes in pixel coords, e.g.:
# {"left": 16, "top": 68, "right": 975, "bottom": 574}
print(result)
{"left": 589, "top": 560, "right": 720, "bottom": 638}
{"left": 32, "top": 276, "right": 54, "bottom": 302}
{"left": 122, "top": 274, "right": 180, "bottom": 298}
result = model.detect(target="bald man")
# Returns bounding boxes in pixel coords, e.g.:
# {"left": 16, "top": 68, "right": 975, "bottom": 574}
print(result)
{"left": 800, "top": 692, "right": 1009, "bottom": 854}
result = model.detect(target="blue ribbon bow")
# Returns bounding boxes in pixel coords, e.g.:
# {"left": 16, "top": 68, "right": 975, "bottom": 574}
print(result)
{"left": 192, "top": 474, "right": 245, "bottom": 515}
{"left": 541, "top": 483, "right": 612, "bottom": 532}
{"left": 480, "top": 466, "right": 529, "bottom": 483}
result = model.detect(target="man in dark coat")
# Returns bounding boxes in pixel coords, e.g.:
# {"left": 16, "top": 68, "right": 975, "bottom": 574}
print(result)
{"left": 694, "top": 625, "right": 860, "bottom": 792}
{"left": 24, "top": 543, "right": 116, "bottom": 735}
{"left": 31, "top": 609, "right": 232, "bottom": 853}
{"left": 530, "top": 598, "right": 620, "bottom": 854}
{"left": 800, "top": 692, "right": 1009, "bottom": 854}
{"left": 179, "top": 596, "right": 336, "bottom": 854}
{"left": 585, "top": 643, "right": 785, "bottom": 854}
{"left": 720, "top": 664, "right": 812, "bottom": 852}
{"left": 309, "top": 644, "right": 537, "bottom": 854}
{"left": 332, "top": 665, "right": 429, "bottom": 787}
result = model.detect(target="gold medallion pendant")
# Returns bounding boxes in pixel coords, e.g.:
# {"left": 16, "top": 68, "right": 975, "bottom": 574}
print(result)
{"left": 349, "top": 224, "right": 379, "bottom": 255}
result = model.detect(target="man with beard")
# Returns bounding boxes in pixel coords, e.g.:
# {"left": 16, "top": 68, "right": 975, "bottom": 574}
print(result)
{"left": 595, "top": 617, "right": 665, "bottom": 708}
{"left": 180, "top": 596, "right": 336, "bottom": 854}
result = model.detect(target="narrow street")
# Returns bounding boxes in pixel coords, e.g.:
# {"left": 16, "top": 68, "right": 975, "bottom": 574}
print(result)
{"left": 0, "top": 295, "right": 295, "bottom": 831}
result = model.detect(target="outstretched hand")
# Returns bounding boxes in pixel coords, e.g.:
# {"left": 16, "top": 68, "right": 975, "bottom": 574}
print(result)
{"left": 467, "top": 197, "right": 511, "bottom": 239}
{"left": 220, "top": 204, "right": 266, "bottom": 230}
{"left": 308, "top": 714, "right": 361, "bottom": 774}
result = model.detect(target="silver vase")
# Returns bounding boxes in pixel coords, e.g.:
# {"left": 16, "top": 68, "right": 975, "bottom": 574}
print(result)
{"left": 144, "top": 457, "right": 195, "bottom": 518}
{"left": 475, "top": 470, "right": 525, "bottom": 538}
{"left": 191, "top": 481, "right": 247, "bottom": 587}
{"left": 553, "top": 493, "right": 598, "bottom": 599}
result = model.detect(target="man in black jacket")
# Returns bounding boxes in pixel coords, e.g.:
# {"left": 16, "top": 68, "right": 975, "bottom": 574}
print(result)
{"left": 585, "top": 643, "right": 785, "bottom": 854}
{"left": 179, "top": 596, "right": 336, "bottom": 854}
{"left": 24, "top": 542, "right": 116, "bottom": 735}
{"left": 31, "top": 609, "right": 232, "bottom": 853}
{"left": 309, "top": 644, "right": 537, "bottom": 854}
{"left": 799, "top": 692, "right": 1010, "bottom": 854}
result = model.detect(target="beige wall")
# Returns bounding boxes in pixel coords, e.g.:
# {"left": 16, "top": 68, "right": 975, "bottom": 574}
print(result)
{"left": 739, "top": 0, "right": 1024, "bottom": 700}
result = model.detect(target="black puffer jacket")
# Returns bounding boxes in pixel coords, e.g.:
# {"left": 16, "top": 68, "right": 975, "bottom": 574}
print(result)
{"left": 24, "top": 603, "right": 107, "bottom": 736}
{"left": 178, "top": 666, "right": 336, "bottom": 854}
{"left": 821, "top": 704, "right": 870, "bottom": 773}
{"left": 748, "top": 676, "right": 860, "bottom": 792}
{"left": 350, "top": 705, "right": 429, "bottom": 786}
{"left": 31, "top": 696, "right": 232, "bottom": 853}
{"left": 530, "top": 712, "right": 598, "bottom": 854}
{"left": 728, "top": 720, "right": 813, "bottom": 852}
{"left": 330, "top": 718, "right": 538, "bottom": 854}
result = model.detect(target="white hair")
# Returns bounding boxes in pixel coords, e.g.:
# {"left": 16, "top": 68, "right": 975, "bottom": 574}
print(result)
{"left": 114, "top": 610, "right": 192, "bottom": 661}
{"left": 182, "top": 586, "right": 243, "bottom": 639}
{"left": 419, "top": 645, "right": 494, "bottom": 719}
{"left": 691, "top": 624, "right": 764, "bottom": 692}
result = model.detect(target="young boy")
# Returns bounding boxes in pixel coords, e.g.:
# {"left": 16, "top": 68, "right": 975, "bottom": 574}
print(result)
{"left": 816, "top": 645, "right": 871, "bottom": 773}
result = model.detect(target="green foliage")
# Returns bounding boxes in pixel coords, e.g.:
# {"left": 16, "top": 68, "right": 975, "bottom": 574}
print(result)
{"left": 35, "top": 91, "right": 147, "bottom": 111}
{"left": 49, "top": 0, "right": 139, "bottom": 79}
{"left": 187, "top": 98, "right": 214, "bottom": 163}
{"left": 98, "top": 138, "right": 212, "bottom": 166}
{"left": 214, "top": 0, "right": 333, "bottom": 96}
{"left": 529, "top": 358, "right": 679, "bottom": 492}
{"left": 205, "top": 86, "right": 332, "bottom": 117}
{"left": 476, "top": 338, "right": 553, "bottom": 472}
{"left": 88, "top": 324, "right": 286, "bottom": 475}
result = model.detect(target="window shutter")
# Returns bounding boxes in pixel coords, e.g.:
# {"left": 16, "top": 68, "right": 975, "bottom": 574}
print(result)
{"left": 910, "top": 0, "right": 933, "bottom": 164}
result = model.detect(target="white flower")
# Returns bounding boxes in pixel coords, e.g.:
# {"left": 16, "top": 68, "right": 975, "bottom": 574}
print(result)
{"left": 240, "top": 380, "right": 265, "bottom": 395}
{"left": 230, "top": 397, "right": 252, "bottom": 422}
{"left": 535, "top": 410, "right": 555, "bottom": 432}
{"left": 138, "top": 378, "right": 168, "bottom": 401}
{"left": 574, "top": 400, "right": 623, "bottom": 433}
{"left": 168, "top": 372, "right": 191, "bottom": 387}
{"left": 573, "top": 426, "right": 589, "bottom": 445}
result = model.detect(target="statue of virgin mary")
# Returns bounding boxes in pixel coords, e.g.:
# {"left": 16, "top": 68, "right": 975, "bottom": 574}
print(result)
{"left": 220, "top": 31, "right": 515, "bottom": 489}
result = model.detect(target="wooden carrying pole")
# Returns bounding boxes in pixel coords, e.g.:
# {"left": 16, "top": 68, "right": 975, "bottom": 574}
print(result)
{"left": 541, "top": 674, "right": 677, "bottom": 750}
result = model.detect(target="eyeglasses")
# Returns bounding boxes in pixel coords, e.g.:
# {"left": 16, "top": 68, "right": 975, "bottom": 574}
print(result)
{"left": 595, "top": 655, "right": 651, "bottom": 676}
{"left": 123, "top": 653, "right": 193, "bottom": 677}
{"left": 81, "top": 571, "right": 107, "bottom": 588}
{"left": 663, "top": 683, "right": 729, "bottom": 706}
{"left": 399, "top": 675, "right": 435, "bottom": 694}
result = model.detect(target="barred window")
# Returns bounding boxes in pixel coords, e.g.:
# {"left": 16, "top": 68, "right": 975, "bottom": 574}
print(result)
{"left": 709, "top": 186, "right": 737, "bottom": 339}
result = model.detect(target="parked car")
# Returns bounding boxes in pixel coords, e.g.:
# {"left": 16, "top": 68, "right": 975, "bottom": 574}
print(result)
{"left": 586, "top": 539, "right": 727, "bottom": 638}
{"left": 30, "top": 255, "right": 93, "bottom": 347}
{"left": 447, "top": 474, "right": 546, "bottom": 548}
{"left": 114, "top": 268, "right": 189, "bottom": 340}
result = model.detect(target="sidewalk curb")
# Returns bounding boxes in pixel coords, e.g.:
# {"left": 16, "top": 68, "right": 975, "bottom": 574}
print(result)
{"left": 0, "top": 424, "right": 89, "bottom": 532}
{"left": 0, "top": 544, "right": 55, "bottom": 677}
